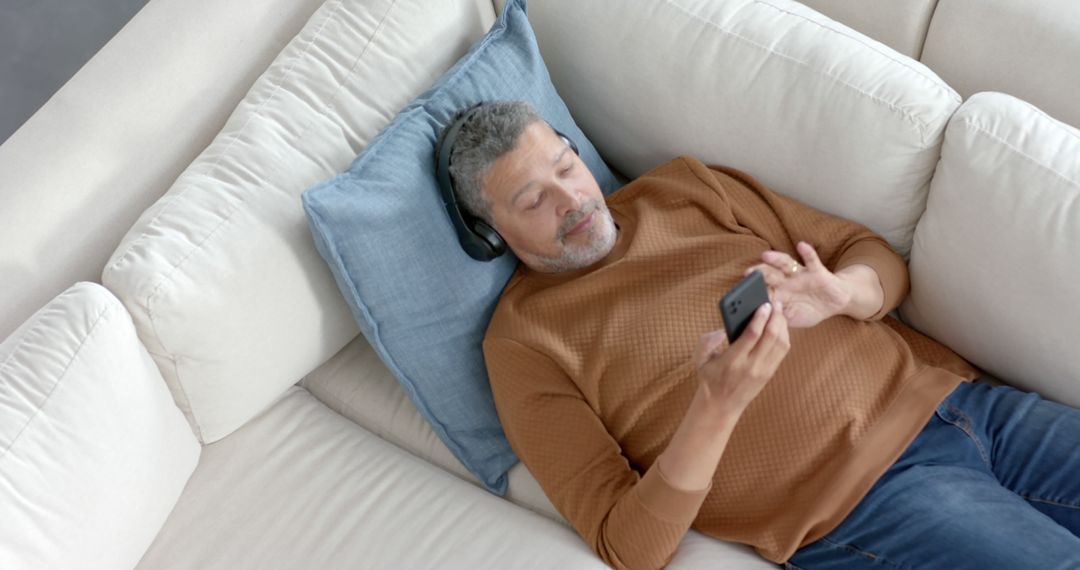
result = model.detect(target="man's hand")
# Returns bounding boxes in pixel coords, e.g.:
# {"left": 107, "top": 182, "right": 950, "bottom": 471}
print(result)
{"left": 693, "top": 299, "right": 790, "bottom": 414}
{"left": 742, "top": 241, "right": 882, "bottom": 327}
{"left": 653, "top": 300, "right": 790, "bottom": 494}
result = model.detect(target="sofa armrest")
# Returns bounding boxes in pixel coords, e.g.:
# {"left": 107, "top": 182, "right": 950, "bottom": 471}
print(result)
{"left": 0, "top": 282, "right": 199, "bottom": 569}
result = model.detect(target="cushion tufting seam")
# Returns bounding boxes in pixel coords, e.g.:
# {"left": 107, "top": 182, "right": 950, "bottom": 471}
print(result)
{"left": 144, "top": 284, "right": 202, "bottom": 441}
{"left": 318, "top": 0, "right": 401, "bottom": 124}
{"left": 958, "top": 119, "right": 1080, "bottom": 191}
{"left": 752, "top": 0, "right": 955, "bottom": 99}
{"left": 104, "top": 0, "right": 347, "bottom": 276}
{"left": 0, "top": 302, "right": 69, "bottom": 379}
{"left": 663, "top": 0, "right": 946, "bottom": 144}
{"left": 139, "top": 0, "right": 394, "bottom": 342}
{"left": 0, "top": 303, "right": 114, "bottom": 461}
{"left": 913, "top": 0, "right": 943, "bottom": 61}
{"left": 1011, "top": 96, "right": 1080, "bottom": 146}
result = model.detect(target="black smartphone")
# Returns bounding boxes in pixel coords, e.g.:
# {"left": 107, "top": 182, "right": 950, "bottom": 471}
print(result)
{"left": 719, "top": 270, "right": 770, "bottom": 342}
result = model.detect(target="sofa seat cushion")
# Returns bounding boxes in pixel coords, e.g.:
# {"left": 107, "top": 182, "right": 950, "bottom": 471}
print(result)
{"left": 300, "top": 335, "right": 778, "bottom": 569}
{"left": 0, "top": 282, "right": 199, "bottom": 570}
{"left": 136, "top": 384, "right": 609, "bottom": 569}
{"left": 902, "top": 92, "right": 1080, "bottom": 409}
{"left": 300, "top": 336, "right": 561, "bottom": 519}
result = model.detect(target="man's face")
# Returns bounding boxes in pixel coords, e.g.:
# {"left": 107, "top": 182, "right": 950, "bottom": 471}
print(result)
{"left": 483, "top": 122, "right": 617, "bottom": 273}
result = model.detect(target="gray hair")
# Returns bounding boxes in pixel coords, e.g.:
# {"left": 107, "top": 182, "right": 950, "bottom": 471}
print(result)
{"left": 446, "top": 101, "right": 544, "bottom": 222}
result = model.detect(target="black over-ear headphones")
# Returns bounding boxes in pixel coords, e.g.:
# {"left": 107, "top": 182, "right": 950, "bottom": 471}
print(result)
{"left": 435, "top": 102, "right": 580, "bottom": 261}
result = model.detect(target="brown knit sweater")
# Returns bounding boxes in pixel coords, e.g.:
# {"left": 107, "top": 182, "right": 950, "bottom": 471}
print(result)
{"left": 483, "top": 156, "right": 979, "bottom": 568}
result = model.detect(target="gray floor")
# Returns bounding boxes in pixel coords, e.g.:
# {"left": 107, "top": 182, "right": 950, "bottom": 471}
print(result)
{"left": 0, "top": 0, "right": 150, "bottom": 145}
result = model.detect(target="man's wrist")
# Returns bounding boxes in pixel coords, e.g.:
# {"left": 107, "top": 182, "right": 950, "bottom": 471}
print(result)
{"left": 655, "top": 383, "right": 745, "bottom": 493}
{"left": 693, "top": 381, "right": 748, "bottom": 426}
{"left": 835, "top": 263, "right": 884, "bottom": 320}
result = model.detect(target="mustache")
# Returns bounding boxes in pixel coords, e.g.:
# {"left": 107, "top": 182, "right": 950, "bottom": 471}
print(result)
{"left": 557, "top": 200, "right": 603, "bottom": 240}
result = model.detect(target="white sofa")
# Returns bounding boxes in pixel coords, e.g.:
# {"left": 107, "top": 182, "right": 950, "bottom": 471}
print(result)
{"left": 2, "top": 0, "right": 1078, "bottom": 568}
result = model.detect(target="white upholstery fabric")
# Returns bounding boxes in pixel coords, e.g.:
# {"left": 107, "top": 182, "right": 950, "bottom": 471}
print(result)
{"left": 0, "top": 282, "right": 199, "bottom": 570}
{"left": 0, "top": 0, "right": 326, "bottom": 343}
{"left": 300, "top": 335, "right": 561, "bottom": 520}
{"left": 921, "top": 0, "right": 1080, "bottom": 129}
{"left": 902, "top": 92, "right": 1080, "bottom": 408}
{"left": 301, "top": 336, "right": 777, "bottom": 569}
{"left": 102, "top": 0, "right": 496, "bottom": 443}
{"left": 529, "top": 0, "right": 960, "bottom": 257}
{"left": 136, "top": 385, "right": 609, "bottom": 570}
{"left": 797, "top": 0, "right": 938, "bottom": 59}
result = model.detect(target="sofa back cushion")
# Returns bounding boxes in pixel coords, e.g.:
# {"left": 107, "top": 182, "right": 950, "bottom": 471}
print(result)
{"left": 528, "top": 0, "right": 960, "bottom": 258}
{"left": 921, "top": 0, "right": 1080, "bottom": 130}
{"left": 797, "top": 0, "right": 938, "bottom": 59}
{"left": 0, "top": 282, "right": 199, "bottom": 570}
{"left": 902, "top": 92, "right": 1080, "bottom": 408}
{"left": 103, "top": 0, "right": 497, "bottom": 443}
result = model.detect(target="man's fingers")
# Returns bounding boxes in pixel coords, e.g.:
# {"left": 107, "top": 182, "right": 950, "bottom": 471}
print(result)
{"left": 730, "top": 302, "right": 772, "bottom": 358}
{"left": 744, "top": 264, "right": 786, "bottom": 287}
{"left": 749, "top": 299, "right": 789, "bottom": 362}
{"left": 758, "top": 301, "right": 792, "bottom": 368}
{"left": 797, "top": 241, "right": 825, "bottom": 272}
{"left": 761, "top": 250, "right": 803, "bottom": 277}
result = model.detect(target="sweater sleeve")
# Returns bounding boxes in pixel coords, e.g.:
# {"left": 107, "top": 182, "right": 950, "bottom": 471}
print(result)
{"left": 484, "top": 336, "right": 710, "bottom": 570}
{"left": 686, "top": 158, "right": 909, "bottom": 320}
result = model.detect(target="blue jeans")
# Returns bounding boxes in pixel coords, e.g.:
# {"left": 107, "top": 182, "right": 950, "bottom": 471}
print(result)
{"left": 787, "top": 380, "right": 1080, "bottom": 569}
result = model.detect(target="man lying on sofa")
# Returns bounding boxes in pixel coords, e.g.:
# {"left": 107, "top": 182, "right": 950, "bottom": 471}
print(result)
{"left": 438, "top": 101, "right": 1080, "bottom": 570}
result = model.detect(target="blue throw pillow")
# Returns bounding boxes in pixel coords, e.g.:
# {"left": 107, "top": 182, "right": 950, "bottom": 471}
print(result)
{"left": 302, "top": 0, "right": 620, "bottom": 494}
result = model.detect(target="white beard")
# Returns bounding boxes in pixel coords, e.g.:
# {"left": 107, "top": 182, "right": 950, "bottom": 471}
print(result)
{"left": 526, "top": 200, "right": 618, "bottom": 273}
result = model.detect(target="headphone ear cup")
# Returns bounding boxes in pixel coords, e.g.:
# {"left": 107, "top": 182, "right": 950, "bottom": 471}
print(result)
{"left": 436, "top": 102, "right": 508, "bottom": 261}
{"left": 471, "top": 219, "right": 507, "bottom": 259}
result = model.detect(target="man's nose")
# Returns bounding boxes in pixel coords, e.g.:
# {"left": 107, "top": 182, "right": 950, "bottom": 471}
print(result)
{"left": 554, "top": 184, "right": 583, "bottom": 217}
